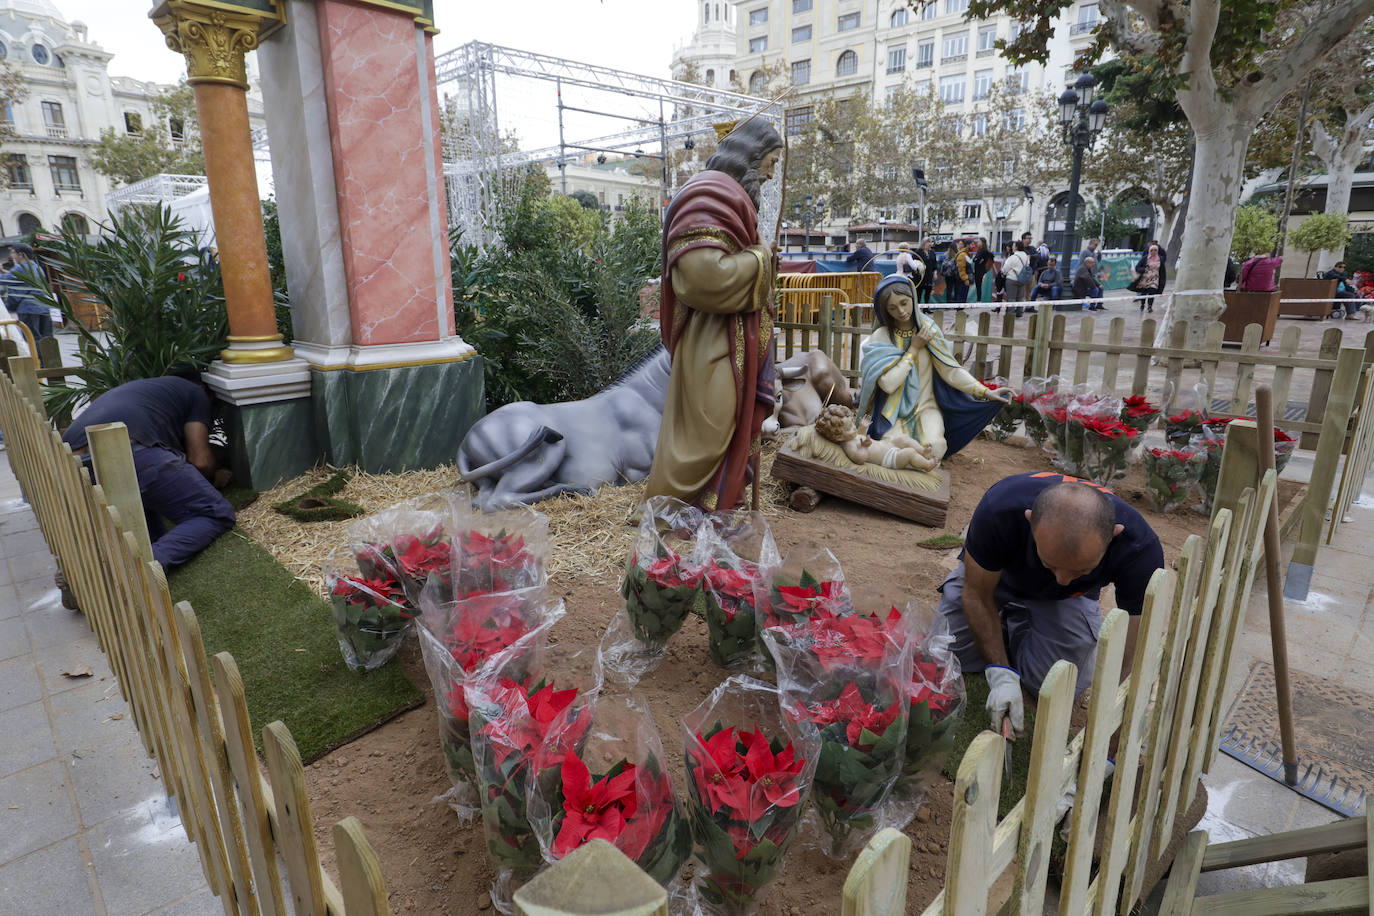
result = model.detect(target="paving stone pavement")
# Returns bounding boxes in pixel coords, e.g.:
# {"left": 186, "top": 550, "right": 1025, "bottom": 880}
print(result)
{"left": 0, "top": 451, "right": 216, "bottom": 916}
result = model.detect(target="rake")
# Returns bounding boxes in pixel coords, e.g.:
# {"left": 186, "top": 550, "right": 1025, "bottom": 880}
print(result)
{"left": 1218, "top": 724, "right": 1368, "bottom": 817}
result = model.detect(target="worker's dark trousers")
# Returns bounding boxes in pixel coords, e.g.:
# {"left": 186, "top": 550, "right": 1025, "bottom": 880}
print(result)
{"left": 133, "top": 447, "right": 236, "bottom": 568}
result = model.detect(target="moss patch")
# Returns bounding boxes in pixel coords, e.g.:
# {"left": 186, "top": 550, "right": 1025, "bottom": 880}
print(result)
{"left": 272, "top": 470, "right": 364, "bottom": 523}
{"left": 168, "top": 528, "right": 422, "bottom": 763}
{"left": 917, "top": 533, "right": 965, "bottom": 550}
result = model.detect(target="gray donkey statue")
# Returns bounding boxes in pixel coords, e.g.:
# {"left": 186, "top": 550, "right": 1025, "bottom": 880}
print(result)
{"left": 457, "top": 346, "right": 672, "bottom": 509}
{"left": 457, "top": 347, "right": 854, "bottom": 509}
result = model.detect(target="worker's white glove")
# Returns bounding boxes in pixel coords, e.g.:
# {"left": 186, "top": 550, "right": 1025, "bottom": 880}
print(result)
{"left": 985, "top": 665, "right": 1025, "bottom": 734}
{"left": 1056, "top": 757, "right": 1116, "bottom": 837}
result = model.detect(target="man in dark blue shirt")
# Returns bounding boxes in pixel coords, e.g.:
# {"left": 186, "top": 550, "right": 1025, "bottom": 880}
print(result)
{"left": 0, "top": 244, "right": 52, "bottom": 342}
{"left": 938, "top": 472, "right": 1165, "bottom": 732}
{"left": 63, "top": 370, "right": 234, "bottom": 569}
{"left": 845, "top": 239, "right": 876, "bottom": 272}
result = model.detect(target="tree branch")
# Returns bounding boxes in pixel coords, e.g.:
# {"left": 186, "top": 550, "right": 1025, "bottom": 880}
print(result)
{"left": 1182, "top": 0, "right": 1222, "bottom": 102}
{"left": 1342, "top": 98, "right": 1374, "bottom": 152}
{"left": 1099, "top": 0, "right": 1164, "bottom": 57}
{"left": 1249, "top": 0, "right": 1374, "bottom": 114}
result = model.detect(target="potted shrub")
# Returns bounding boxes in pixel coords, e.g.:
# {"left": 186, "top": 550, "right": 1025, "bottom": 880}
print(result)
{"left": 1280, "top": 213, "right": 1352, "bottom": 318}
{"left": 1222, "top": 205, "right": 1282, "bottom": 340}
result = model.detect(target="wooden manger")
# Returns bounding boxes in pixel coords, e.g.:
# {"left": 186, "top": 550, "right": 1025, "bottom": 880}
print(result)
{"left": 770, "top": 443, "right": 951, "bottom": 526}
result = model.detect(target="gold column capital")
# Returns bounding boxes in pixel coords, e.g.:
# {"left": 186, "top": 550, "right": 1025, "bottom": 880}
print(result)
{"left": 152, "top": 1, "right": 267, "bottom": 90}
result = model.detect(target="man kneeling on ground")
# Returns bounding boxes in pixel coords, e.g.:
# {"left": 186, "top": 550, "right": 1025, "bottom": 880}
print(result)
{"left": 62, "top": 368, "right": 235, "bottom": 569}
{"left": 938, "top": 472, "right": 1165, "bottom": 733}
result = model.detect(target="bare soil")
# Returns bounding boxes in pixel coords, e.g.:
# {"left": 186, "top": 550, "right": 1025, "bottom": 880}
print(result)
{"left": 300, "top": 436, "right": 1302, "bottom": 914}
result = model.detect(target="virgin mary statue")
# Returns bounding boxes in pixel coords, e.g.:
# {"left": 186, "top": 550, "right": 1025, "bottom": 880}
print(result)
{"left": 858, "top": 274, "right": 1010, "bottom": 465}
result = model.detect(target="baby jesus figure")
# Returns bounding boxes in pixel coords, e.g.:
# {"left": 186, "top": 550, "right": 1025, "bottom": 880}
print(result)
{"left": 813, "top": 404, "right": 937, "bottom": 471}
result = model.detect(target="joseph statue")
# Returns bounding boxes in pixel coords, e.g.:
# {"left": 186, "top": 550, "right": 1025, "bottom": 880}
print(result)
{"left": 644, "top": 118, "right": 784, "bottom": 511}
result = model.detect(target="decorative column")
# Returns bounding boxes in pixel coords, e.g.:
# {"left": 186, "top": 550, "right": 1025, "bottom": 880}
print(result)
{"left": 153, "top": 0, "right": 318, "bottom": 488}
{"left": 257, "top": 0, "right": 482, "bottom": 474}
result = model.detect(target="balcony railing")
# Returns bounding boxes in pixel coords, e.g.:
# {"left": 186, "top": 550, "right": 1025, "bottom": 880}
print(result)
{"left": 976, "top": 47, "right": 997, "bottom": 57}
{"left": 915, "top": 57, "right": 934, "bottom": 68}
{"left": 1069, "top": 20, "right": 1097, "bottom": 34}
{"left": 942, "top": 53, "right": 968, "bottom": 64}
{"left": 45, "top": 125, "right": 68, "bottom": 139}
{"left": 53, "top": 182, "right": 82, "bottom": 194}
{"left": 8, "top": 181, "right": 33, "bottom": 192}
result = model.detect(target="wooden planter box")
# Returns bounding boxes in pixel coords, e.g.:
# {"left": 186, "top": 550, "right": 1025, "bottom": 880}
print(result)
{"left": 1220, "top": 289, "right": 1280, "bottom": 344}
{"left": 1278, "top": 278, "right": 1337, "bottom": 319}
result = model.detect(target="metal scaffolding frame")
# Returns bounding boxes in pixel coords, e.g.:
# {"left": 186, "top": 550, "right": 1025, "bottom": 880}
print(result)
{"left": 436, "top": 41, "right": 779, "bottom": 248}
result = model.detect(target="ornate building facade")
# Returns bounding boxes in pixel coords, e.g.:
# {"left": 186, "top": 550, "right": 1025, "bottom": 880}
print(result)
{"left": 0, "top": 0, "right": 265, "bottom": 240}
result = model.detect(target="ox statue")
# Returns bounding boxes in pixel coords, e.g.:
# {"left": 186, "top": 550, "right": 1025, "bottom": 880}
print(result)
{"left": 457, "top": 346, "right": 672, "bottom": 509}
{"left": 763, "top": 350, "right": 860, "bottom": 436}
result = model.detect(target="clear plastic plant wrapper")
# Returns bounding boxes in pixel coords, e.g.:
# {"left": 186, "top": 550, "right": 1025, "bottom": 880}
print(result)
{"left": 1078, "top": 416, "right": 1139, "bottom": 486}
{"left": 981, "top": 376, "right": 1017, "bottom": 441}
{"left": 1141, "top": 446, "right": 1208, "bottom": 513}
{"left": 1065, "top": 393, "right": 1123, "bottom": 478}
{"left": 698, "top": 511, "right": 779, "bottom": 670}
{"left": 1163, "top": 380, "right": 1211, "bottom": 447}
{"left": 450, "top": 499, "right": 549, "bottom": 597}
{"left": 681, "top": 675, "right": 821, "bottom": 916}
{"left": 1274, "top": 428, "right": 1297, "bottom": 473}
{"left": 346, "top": 493, "right": 457, "bottom": 608}
{"left": 753, "top": 545, "right": 851, "bottom": 635}
{"left": 323, "top": 547, "right": 413, "bottom": 673}
{"left": 620, "top": 497, "right": 710, "bottom": 653}
{"left": 526, "top": 692, "right": 690, "bottom": 887}
{"left": 1119, "top": 393, "right": 1161, "bottom": 436}
{"left": 1020, "top": 376, "right": 1057, "bottom": 448}
{"left": 465, "top": 615, "right": 604, "bottom": 913}
{"left": 897, "top": 614, "right": 966, "bottom": 802}
{"left": 1192, "top": 424, "right": 1228, "bottom": 514}
{"left": 416, "top": 585, "right": 560, "bottom": 813}
{"left": 763, "top": 607, "right": 912, "bottom": 857}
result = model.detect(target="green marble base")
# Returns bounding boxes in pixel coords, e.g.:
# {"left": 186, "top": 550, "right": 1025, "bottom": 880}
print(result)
{"left": 312, "top": 356, "right": 485, "bottom": 473}
{"left": 219, "top": 397, "right": 320, "bottom": 491}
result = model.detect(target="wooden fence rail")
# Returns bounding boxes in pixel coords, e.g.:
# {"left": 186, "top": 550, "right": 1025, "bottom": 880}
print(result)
{"left": 0, "top": 355, "right": 390, "bottom": 916}
{"left": 775, "top": 301, "right": 1367, "bottom": 598}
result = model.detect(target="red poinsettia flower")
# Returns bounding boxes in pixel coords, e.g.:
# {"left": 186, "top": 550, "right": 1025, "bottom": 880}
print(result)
{"left": 446, "top": 612, "right": 529, "bottom": 671}
{"left": 774, "top": 579, "right": 845, "bottom": 614}
{"left": 716, "top": 728, "right": 804, "bottom": 821}
{"left": 446, "top": 681, "right": 469, "bottom": 723}
{"left": 552, "top": 754, "right": 639, "bottom": 856}
{"left": 479, "top": 679, "right": 588, "bottom": 768}
{"left": 1166, "top": 409, "right": 1204, "bottom": 424}
{"left": 332, "top": 575, "right": 403, "bottom": 606}
{"left": 692, "top": 726, "right": 747, "bottom": 814}
{"left": 1275, "top": 428, "right": 1295, "bottom": 443}
{"left": 618, "top": 766, "right": 675, "bottom": 862}
{"left": 803, "top": 683, "right": 902, "bottom": 750}
{"left": 394, "top": 533, "right": 451, "bottom": 578}
{"left": 804, "top": 607, "right": 901, "bottom": 671}
{"left": 705, "top": 562, "right": 755, "bottom": 601}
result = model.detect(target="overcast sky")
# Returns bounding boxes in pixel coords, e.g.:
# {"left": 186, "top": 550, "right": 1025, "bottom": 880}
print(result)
{"left": 53, "top": 1, "right": 701, "bottom": 151}
{"left": 55, "top": 1, "right": 696, "bottom": 86}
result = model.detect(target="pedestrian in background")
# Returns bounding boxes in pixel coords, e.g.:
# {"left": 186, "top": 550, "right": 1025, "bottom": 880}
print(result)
{"left": 972, "top": 237, "right": 993, "bottom": 303}
{"left": 0, "top": 244, "right": 52, "bottom": 343}
{"left": 917, "top": 238, "right": 938, "bottom": 305}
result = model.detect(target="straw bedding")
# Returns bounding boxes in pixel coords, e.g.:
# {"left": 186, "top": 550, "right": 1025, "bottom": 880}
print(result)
{"left": 236, "top": 440, "right": 796, "bottom": 596}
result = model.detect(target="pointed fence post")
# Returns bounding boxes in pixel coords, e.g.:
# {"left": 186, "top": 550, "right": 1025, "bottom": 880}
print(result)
{"left": 86, "top": 421, "right": 154, "bottom": 565}
{"left": 512, "top": 839, "right": 667, "bottom": 916}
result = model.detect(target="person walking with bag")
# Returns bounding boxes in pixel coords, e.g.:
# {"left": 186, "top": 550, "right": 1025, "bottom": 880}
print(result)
{"left": 1002, "top": 242, "right": 1033, "bottom": 317}
{"left": 1130, "top": 241, "right": 1166, "bottom": 313}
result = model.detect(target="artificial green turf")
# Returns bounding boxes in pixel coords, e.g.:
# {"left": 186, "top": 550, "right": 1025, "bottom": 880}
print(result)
{"left": 943, "top": 673, "right": 1037, "bottom": 819}
{"left": 167, "top": 529, "right": 423, "bottom": 763}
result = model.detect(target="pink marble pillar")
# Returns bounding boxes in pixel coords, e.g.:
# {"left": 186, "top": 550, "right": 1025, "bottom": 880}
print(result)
{"left": 316, "top": 0, "right": 454, "bottom": 347}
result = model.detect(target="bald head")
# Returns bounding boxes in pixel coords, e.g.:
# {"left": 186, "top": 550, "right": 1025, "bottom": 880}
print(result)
{"left": 1025, "top": 483, "right": 1123, "bottom": 585}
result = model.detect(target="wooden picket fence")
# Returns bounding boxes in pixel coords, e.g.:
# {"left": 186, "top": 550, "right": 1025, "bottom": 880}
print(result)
{"left": 0, "top": 353, "right": 391, "bottom": 916}
{"left": 775, "top": 300, "right": 1371, "bottom": 595}
{"left": 915, "top": 463, "right": 1277, "bottom": 915}
{"left": 1328, "top": 363, "right": 1374, "bottom": 545}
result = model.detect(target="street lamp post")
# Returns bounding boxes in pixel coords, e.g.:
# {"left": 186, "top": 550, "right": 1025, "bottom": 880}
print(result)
{"left": 1097, "top": 193, "right": 1107, "bottom": 246}
{"left": 793, "top": 193, "right": 825, "bottom": 255}
{"left": 879, "top": 216, "right": 887, "bottom": 248}
{"left": 1057, "top": 73, "right": 1109, "bottom": 267}
{"left": 912, "top": 168, "right": 928, "bottom": 245}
